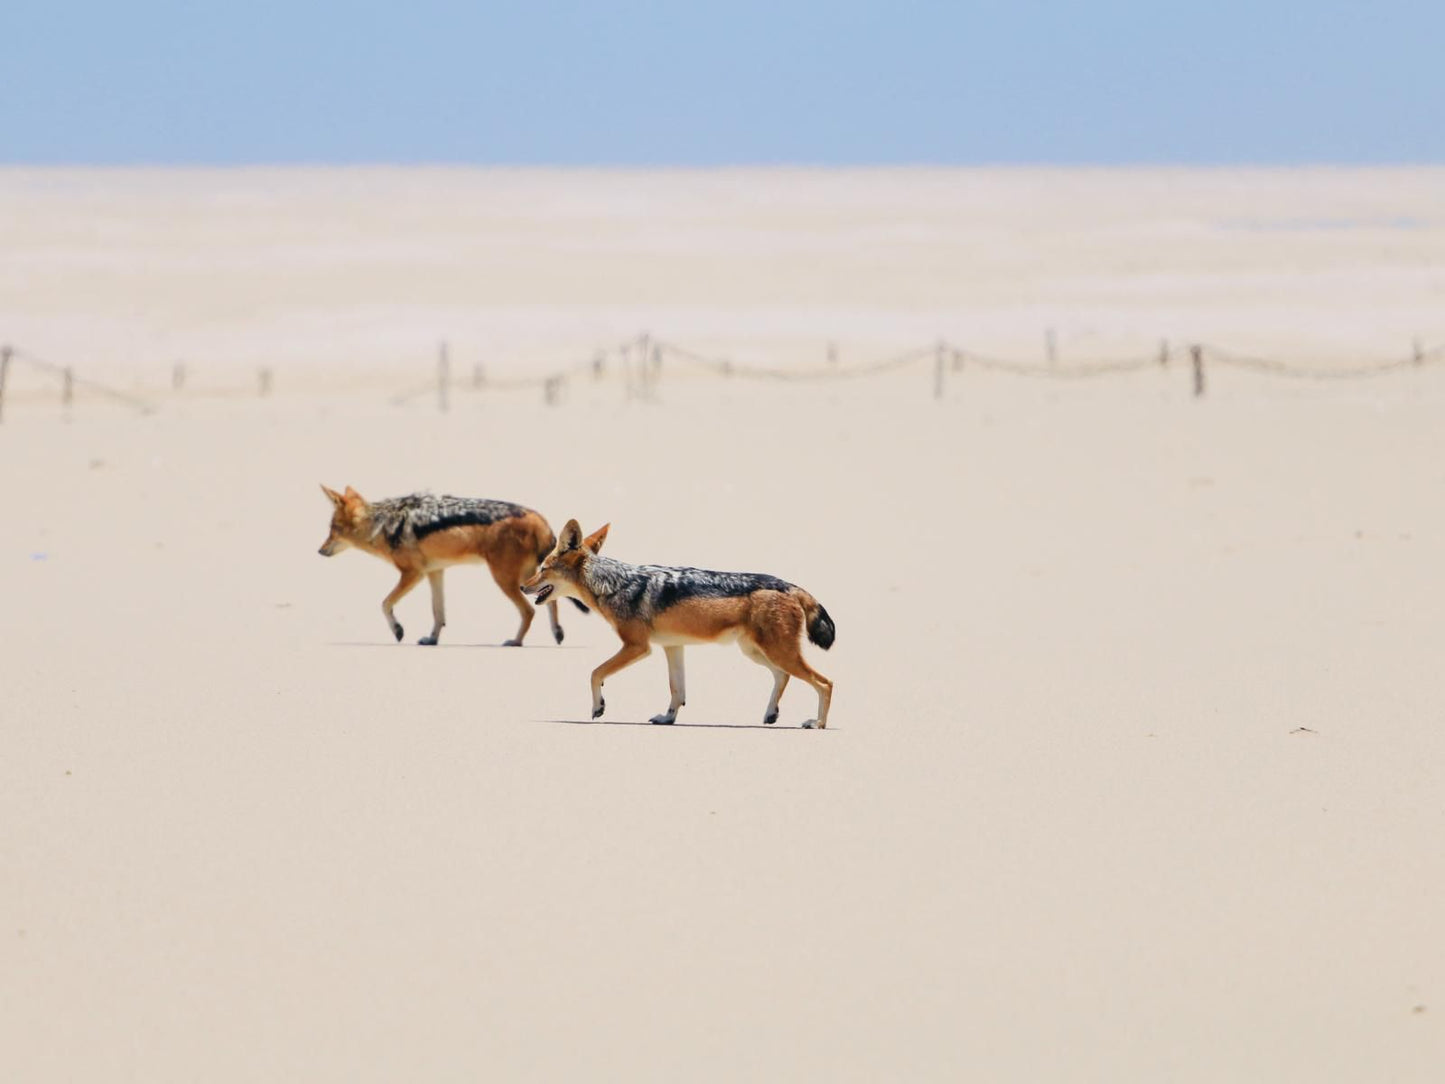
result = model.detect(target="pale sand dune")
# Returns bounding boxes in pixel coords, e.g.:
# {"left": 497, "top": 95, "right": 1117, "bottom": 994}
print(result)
{"left": 3, "top": 171, "right": 1445, "bottom": 1081}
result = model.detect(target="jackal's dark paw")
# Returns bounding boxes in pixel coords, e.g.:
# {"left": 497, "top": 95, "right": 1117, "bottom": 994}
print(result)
{"left": 418, "top": 635, "right": 438, "bottom": 646}
{"left": 502, "top": 638, "right": 522, "bottom": 647}
{"left": 649, "top": 713, "right": 676, "bottom": 725}
{"left": 592, "top": 698, "right": 606, "bottom": 720}
{"left": 391, "top": 624, "right": 404, "bottom": 642}
{"left": 763, "top": 709, "right": 779, "bottom": 726}
{"left": 553, "top": 626, "right": 565, "bottom": 645}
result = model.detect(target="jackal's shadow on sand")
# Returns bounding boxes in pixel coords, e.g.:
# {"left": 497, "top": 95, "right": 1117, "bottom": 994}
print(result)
{"left": 541, "top": 718, "right": 827, "bottom": 731}
{"left": 327, "top": 642, "right": 590, "bottom": 650}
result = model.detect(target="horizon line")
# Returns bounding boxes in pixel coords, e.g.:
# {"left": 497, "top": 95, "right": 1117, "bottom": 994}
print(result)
{"left": 2, "top": 159, "right": 1443, "bottom": 171}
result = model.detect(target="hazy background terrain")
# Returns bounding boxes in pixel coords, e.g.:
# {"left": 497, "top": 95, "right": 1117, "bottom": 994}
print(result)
{"left": 2, "top": 167, "right": 1442, "bottom": 393}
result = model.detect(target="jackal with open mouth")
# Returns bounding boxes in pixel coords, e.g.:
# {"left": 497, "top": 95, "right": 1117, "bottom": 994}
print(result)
{"left": 521, "top": 520, "right": 834, "bottom": 728}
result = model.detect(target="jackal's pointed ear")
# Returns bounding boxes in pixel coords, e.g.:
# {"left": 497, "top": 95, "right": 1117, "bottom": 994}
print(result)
{"left": 558, "top": 519, "right": 583, "bottom": 551}
{"left": 321, "top": 484, "right": 344, "bottom": 506}
{"left": 583, "top": 523, "right": 610, "bottom": 553}
{"left": 342, "top": 485, "right": 362, "bottom": 505}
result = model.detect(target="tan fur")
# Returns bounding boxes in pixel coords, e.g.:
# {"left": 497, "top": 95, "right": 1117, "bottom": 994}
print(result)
{"left": 318, "top": 485, "right": 564, "bottom": 646}
{"left": 522, "top": 520, "right": 833, "bottom": 728}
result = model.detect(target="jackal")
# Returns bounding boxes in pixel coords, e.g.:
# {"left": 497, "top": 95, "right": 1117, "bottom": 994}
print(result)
{"left": 521, "top": 520, "right": 834, "bottom": 728}
{"left": 319, "top": 487, "right": 581, "bottom": 646}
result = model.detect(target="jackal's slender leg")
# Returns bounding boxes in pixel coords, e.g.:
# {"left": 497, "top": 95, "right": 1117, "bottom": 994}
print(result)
{"left": 547, "top": 599, "right": 564, "bottom": 645}
{"left": 418, "top": 570, "right": 446, "bottom": 645}
{"left": 760, "top": 638, "right": 833, "bottom": 729}
{"left": 590, "top": 639, "right": 651, "bottom": 719}
{"left": 741, "top": 640, "right": 790, "bottom": 724}
{"left": 490, "top": 562, "right": 535, "bottom": 646}
{"left": 762, "top": 664, "right": 790, "bottom": 725}
{"left": 382, "top": 568, "right": 423, "bottom": 642}
{"left": 650, "top": 646, "right": 686, "bottom": 725}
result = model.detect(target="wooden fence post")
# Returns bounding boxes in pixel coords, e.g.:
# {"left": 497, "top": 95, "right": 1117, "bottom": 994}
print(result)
{"left": 1158, "top": 339, "right": 1170, "bottom": 366}
{"left": 258, "top": 368, "right": 273, "bottom": 397}
{"left": 0, "top": 345, "right": 11, "bottom": 424}
{"left": 1413, "top": 338, "right": 1424, "bottom": 365}
{"left": 472, "top": 363, "right": 486, "bottom": 389}
{"left": 437, "top": 341, "right": 450, "bottom": 413}
{"left": 638, "top": 333, "right": 651, "bottom": 399}
{"left": 934, "top": 340, "right": 946, "bottom": 400}
{"left": 1046, "top": 327, "right": 1057, "bottom": 367}
{"left": 1191, "top": 345, "right": 1205, "bottom": 398}
{"left": 172, "top": 363, "right": 186, "bottom": 392}
{"left": 62, "top": 367, "right": 74, "bottom": 416}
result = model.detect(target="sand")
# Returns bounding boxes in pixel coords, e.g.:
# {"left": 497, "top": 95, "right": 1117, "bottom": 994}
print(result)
{"left": 3, "top": 168, "right": 1445, "bottom": 1081}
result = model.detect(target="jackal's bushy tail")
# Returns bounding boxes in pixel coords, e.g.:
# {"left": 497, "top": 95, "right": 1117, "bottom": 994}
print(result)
{"left": 805, "top": 599, "right": 835, "bottom": 650}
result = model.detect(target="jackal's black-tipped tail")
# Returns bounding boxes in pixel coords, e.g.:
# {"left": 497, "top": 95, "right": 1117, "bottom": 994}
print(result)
{"left": 569, "top": 598, "right": 590, "bottom": 614}
{"left": 806, "top": 601, "right": 835, "bottom": 650}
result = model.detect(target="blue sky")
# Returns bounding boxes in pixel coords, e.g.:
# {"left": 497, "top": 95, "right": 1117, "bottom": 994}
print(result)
{"left": 2, "top": 1, "right": 1441, "bottom": 165}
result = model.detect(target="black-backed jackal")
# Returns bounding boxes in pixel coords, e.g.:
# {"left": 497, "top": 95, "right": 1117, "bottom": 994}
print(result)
{"left": 521, "top": 520, "right": 835, "bottom": 728}
{"left": 318, "top": 487, "right": 579, "bottom": 646}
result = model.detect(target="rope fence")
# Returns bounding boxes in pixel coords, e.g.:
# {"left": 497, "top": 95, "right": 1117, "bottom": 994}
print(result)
{"left": 399, "top": 334, "right": 1445, "bottom": 405}
{"left": 654, "top": 339, "right": 937, "bottom": 382}
{"left": 3, "top": 334, "right": 1444, "bottom": 422}
{"left": 0, "top": 345, "right": 154, "bottom": 422}
{"left": 1198, "top": 341, "right": 1445, "bottom": 380}
{"left": 950, "top": 347, "right": 1161, "bottom": 380}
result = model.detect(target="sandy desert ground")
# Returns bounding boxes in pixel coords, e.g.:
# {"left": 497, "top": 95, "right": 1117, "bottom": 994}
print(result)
{"left": 3, "top": 169, "right": 1445, "bottom": 1082}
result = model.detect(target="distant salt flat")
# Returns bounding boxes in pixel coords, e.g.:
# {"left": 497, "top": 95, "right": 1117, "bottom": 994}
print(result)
{"left": 1, "top": 167, "right": 1442, "bottom": 386}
